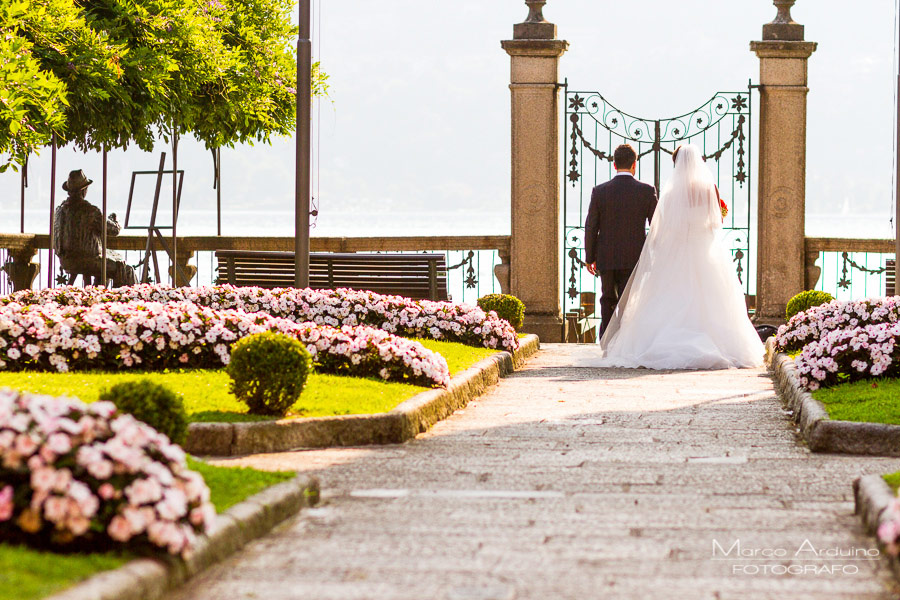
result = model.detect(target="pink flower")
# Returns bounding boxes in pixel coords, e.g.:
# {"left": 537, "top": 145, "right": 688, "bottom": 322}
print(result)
{"left": 68, "top": 481, "right": 98, "bottom": 518}
{"left": 67, "top": 515, "right": 91, "bottom": 536}
{"left": 98, "top": 483, "right": 116, "bottom": 500}
{"left": 43, "top": 495, "right": 68, "bottom": 523}
{"left": 148, "top": 520, "right": 182, "bottom": 553}
{"left": 30, "top": 467, "right": 56, "bottom": 491}
{"left": 46, "top": 433, "right": 72, "bottom": 455}
{"left": 182, "top": 471, "right": 210, "bottom": 503}
{"left": 125, "top": 477, "right": 163, "bottom": 505}
{"left": 156, "top": 488, "right": 187, "bottom": 520}
{"left": 0, "top": 485, "right": 13, "bottom": 521}
{"left": 122, "top": 506, "right": 148, "bottom": 535}
{"left": 87, "top": 459, "right": 113, "bottom": 480}
{"left": 14, "top": 434, "right": 38, "bottom": 457}
{"left": 53, "top": 468, "right": 72, "bottom": 492}
{"left": 108, "top": 515, "right": 132, "bottom": 542}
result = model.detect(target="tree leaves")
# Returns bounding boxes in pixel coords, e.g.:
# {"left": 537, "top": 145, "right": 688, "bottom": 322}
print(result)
{"left": 0, "top": 2, "right": 69, "bottom": 172}
{"left": 0, "top": 0, "right": 327, "bottom": 171}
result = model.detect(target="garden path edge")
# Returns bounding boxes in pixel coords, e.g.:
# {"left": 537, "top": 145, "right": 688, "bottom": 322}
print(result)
{"left": 44, "top": 475, "right": 320, "bottom": 600}
{"left": 184, "top": 334, "right": 540, "bottom": 456}
{"left": 765, "top": 337, "right": 900, "bottom": 456}
{"left": 854, "top": 474, "right": 900, "bottom": 581}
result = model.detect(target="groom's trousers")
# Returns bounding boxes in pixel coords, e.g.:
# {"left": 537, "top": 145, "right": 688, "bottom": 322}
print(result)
{"left": 598, "top": 267, "right": 633, "bottom": 339}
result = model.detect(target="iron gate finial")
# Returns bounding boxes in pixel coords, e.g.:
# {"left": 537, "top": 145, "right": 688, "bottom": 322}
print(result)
{"left": 763, "top": 0, "right": 804, "bottom": 41}
{"left": 525, "top": 0, "right": 547, "bottom": 23}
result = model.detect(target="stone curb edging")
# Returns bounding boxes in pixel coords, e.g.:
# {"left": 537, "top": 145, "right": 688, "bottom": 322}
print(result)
{"left": 854, "top": 474, "right": 900, "bottom": 579}
{"left": 46, "top": 475, "right": 320, "bottom": 600}
{"left": 765, "top": 338, "right": 900, "bottom": 456}
{"left": 184, "top": 334, "right": 541, "bottom": 456}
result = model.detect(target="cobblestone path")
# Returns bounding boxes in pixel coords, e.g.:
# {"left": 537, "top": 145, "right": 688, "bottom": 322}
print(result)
{"left": 171, "top": 344, "right": 900, "bottom": 599}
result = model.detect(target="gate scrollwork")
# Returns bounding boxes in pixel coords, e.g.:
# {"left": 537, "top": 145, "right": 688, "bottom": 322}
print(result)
{"left": 563, "top": 83, "right": 754, "bottom": 321}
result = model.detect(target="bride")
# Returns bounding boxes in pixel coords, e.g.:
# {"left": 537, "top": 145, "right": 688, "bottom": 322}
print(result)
{"left": 593, "top": 144, "right": 764, "bottom": 369}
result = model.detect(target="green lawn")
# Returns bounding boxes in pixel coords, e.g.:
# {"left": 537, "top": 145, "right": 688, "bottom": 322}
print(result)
{"left": 0, "top": 339, "right": 498, "bottom": 423}
{"left": 186, "top": 456, "right": 295, "bottom": 512}
{"left": 419, "top": 338, "right": 498, "bottom": 375}
{"left": 0, "top": 458, "right": 295, "bottom": 600}
{"left": 884, "top": 471, "right": 900, "bottom": 495}
{"left": 0, "top": 547, "right": 129, "bottom": 600}
{"left": 812, "top": 378, "right": 900, "bottom": 425}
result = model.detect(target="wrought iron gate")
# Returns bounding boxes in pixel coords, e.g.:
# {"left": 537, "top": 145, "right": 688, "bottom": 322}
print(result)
{"left": 563, "top": 82, "right": 753, "bottom": 322}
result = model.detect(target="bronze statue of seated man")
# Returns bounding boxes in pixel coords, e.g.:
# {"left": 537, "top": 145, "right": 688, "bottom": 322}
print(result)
{"left": 53, "top": 170, "right": 137, "bottom": 288}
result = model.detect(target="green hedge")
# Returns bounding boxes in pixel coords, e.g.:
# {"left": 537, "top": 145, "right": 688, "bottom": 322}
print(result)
{"left": 100, "top": 379, "right": 188, "bottom": 444}
{"left": 477, "top": 294, "right": 525, "bottom": 331}
{"left": 227, "top": 332, "right": 312, "bottom": 417}
{"left": 786, "top": 290, "right": 834, "bottom": 320}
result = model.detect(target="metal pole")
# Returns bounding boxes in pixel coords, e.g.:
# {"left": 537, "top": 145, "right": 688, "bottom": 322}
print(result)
{"left": 654, "top": 120, "right": 661, "bottom": 194}
{"left": 48, "top": 136, "right": 57, "bottom": 288}
{"left": 216, "top": 148, "right": 222, "bottom": 236}
{"left": 896, "top": 27, "right": 900, "bottom": 284}
{"left": 102, "top": 147, "right": 108, "bottom": 286}
{"left": 20, "top": 156, "right": 26, "bottom": 233}
{"left": 295, "top": 0, "right": 311, "bottom": 287}
{"left": 172, "top": 131, "right": 178, "bottom": 286}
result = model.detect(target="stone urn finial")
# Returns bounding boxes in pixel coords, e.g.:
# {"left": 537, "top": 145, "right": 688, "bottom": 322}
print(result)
{"left": 763, "top": 0, "right": 804, "bottom": 41}
{"left": 772, "top": 0, "right": 795, "bottom": 23}
{"left": 525, "top": 0, "right": 547, "bottom": 23}
{"left": 514, "top": 0, "right": 556, "bottom": 40}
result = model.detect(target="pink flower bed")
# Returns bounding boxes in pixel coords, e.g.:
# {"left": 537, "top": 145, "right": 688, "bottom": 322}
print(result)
{"left": 0, "top": 389, "right": 215, "bottom": 555}
{"left": 0, "top": 300, "right": 450, "bottom": 387}
{"left": 794, "top": 322, "right": 900, "bottom": 391}
{"left": 775, "top": 297, "right": 900, "bottom": 353}
{"left": 3, "top": 284, "right": 519, "bottom": 352}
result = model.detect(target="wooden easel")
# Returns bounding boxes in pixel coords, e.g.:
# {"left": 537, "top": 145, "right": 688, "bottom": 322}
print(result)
{"left": 124, "top": 152, "right": 185, "bottom": 284}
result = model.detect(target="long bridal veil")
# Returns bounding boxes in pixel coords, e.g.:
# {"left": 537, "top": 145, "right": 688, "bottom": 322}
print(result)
{"left": 592, "top": 144, "right": 763, "bottom": 369}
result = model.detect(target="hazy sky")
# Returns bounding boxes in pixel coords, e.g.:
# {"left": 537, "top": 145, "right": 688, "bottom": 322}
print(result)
{"left": 2, "top": 0, "right": 896, "bottom": 238}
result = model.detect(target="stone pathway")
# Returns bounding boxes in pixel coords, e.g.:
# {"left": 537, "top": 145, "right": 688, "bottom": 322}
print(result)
{"left": 170, "top": 344, "right": 900, "bottom": 599}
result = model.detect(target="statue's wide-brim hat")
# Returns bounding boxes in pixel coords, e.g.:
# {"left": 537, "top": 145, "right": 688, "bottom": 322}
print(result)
{"left": 62, "top": 169, "right": 92, "bottom": 192}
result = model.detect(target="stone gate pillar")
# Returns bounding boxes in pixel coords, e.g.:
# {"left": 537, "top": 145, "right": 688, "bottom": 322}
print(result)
{"left": 501, "top": 0, "right": 568, "bottom": 342}
{"left": 751, "top": 0, "right": 817, "bottom": 324}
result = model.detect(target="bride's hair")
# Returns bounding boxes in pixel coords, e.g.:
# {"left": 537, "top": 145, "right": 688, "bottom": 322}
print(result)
{"left": 673, "top": 144, "right": 707, "bottom": 165}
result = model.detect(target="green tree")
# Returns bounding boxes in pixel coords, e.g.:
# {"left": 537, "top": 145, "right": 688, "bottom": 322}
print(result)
{"left": 74, "top": 0, "right": 226, "bottom": 150}
{"left": 78, "top": 0, "right": 329, "bottom": 150}
{"left": 0, "top": 1, "right": 69, "bottom": 171}
{"left": 1, "top": 0, "right": 328, "bottom": 171}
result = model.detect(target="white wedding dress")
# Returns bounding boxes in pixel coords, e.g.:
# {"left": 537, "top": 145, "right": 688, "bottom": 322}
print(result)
{"left": 590, "top": 144, "right": 764, "bottom": 370}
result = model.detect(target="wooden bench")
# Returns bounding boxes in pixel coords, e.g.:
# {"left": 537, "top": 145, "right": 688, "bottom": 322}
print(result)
{"left": 888, "top": 259, "right": 896, "bottom": 296}
{"left": 214, "top": 250, "right": 450, "bottom": 301}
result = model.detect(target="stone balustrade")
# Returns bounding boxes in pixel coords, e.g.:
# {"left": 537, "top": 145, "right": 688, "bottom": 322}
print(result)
{"left": 0, "top": 234, "right": 512, "bottom": 293}
{"left": 804, "top": 237, "right": 895, "bottom": 296}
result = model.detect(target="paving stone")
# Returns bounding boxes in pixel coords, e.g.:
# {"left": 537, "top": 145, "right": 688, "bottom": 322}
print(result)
{"left": 170, "top": 344, "right": 900, "bottom": 599}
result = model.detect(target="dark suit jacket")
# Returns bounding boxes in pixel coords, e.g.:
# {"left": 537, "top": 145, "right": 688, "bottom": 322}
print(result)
{"left": 584, "top": 174, "right": 658, "bottom": 271}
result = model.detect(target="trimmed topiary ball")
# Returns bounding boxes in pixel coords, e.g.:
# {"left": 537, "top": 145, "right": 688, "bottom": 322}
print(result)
{"left": 477, "top": 294, "right": 525, "bottom": 331}
{"left": 99, "top": 379, "right": 188, "bottom": 445}
{"left": 226, "top": 332, "right": 312, "bottom": 417}
{"left": 786, "top": 290, "right": 835, "bottom": 320}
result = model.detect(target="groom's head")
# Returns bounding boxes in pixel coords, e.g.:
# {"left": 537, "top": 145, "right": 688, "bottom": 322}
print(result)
{"left": 614, "top": 144, "right": 637, "bottom": 174}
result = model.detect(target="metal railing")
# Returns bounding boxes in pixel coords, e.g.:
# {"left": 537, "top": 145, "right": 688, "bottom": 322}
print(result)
{"left": 0, "top": 234, "right": 510, "bottom": 305}
{"left": 805, "top": 238, "right": 895, "bottom": 300}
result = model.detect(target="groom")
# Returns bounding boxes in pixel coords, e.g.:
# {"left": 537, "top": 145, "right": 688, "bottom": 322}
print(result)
{"left": 584, "top": 144, "right": 658, "bottom": 339}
